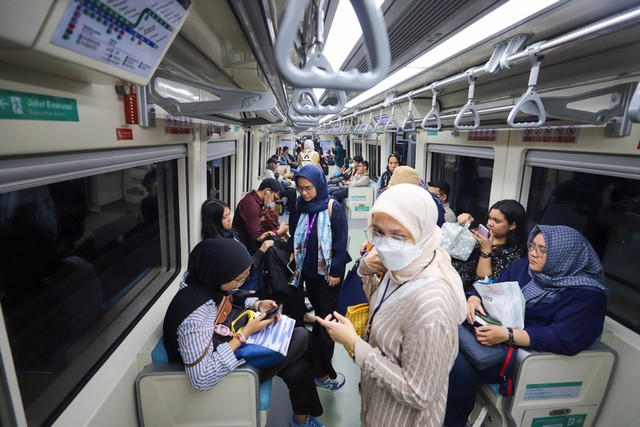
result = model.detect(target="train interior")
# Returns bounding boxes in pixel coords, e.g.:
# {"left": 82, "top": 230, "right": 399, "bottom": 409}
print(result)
{"left": 0, "top": 0, "right": 640, "bottom": 426}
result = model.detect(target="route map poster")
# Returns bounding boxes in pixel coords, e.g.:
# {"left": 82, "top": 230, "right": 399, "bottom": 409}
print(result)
{"left": 51, "top": 0, "right": 191, "bottom": 78}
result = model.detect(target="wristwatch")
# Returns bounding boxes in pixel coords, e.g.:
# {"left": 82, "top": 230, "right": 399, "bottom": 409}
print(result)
{"left": 479, "top": 251, "right": 491, "bottom": 259}
{"left": 506, "top": 327, "right": 515, "bottom": 346}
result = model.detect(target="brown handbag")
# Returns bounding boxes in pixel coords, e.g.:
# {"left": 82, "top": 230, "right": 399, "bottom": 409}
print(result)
{"left": 185, "top": 296, "right": 233, "bottom": 367}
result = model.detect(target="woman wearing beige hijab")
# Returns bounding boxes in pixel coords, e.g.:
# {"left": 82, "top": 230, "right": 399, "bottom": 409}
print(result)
{"left": 317, "top": 183, "right": 466, "bottom": 427}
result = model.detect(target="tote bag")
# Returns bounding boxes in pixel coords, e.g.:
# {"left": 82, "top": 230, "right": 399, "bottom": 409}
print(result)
{"left": 336, "top": 259, "right": 367, "bottom": 315}
{"left": 441, "top": 222, "right": 476, "bottom": 261}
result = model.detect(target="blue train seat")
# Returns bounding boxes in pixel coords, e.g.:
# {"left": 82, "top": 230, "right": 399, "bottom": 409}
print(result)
{"left": 136, "top": 339, "right": 272, "bottom": 427}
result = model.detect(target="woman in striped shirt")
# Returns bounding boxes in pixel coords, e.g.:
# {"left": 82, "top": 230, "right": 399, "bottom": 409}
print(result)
{"left": 318, "top": 184, "right": 467, "bottom": 426}
{"left": 163, "top": 239, "right": 325, "bottom": 427}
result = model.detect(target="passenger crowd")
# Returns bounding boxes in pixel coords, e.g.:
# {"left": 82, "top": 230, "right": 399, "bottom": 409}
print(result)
{"left": 163, "top": 135, "right": 609, "bottom": 427}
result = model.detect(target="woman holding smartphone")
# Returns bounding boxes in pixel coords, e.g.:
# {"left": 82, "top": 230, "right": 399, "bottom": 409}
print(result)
{"left": 453, "top": 199, "right": 528, "bottom": 290}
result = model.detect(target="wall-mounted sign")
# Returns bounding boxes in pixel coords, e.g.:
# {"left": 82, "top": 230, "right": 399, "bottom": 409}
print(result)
{"left": 0, "top": 89, "right": 79, "bottom": 121}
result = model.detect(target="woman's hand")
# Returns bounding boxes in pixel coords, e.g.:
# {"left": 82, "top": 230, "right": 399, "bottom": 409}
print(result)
{"left": 259, "top": 239, "right": 275, "bottom": 253}
{"left": 256, "top": 299, "right": 277, "bottom": 313}
{"left": 466, "top": 296, "right": 485, "bottom": 324}
{"left": 470, "top": 228, "right": 493, "bottom": 253}
{"left": 258, "top": 231, "right": 276, "bottom": 242}
{"left": 474, "top": 325, "right": 509, "bottom": 346}
{"left": 242, "top": 313, "right": 275, "bottom": 337}
{"left": 362, "top": 247, "right": 386, "bottom": 275}
{"left": 277, "top": 223, "right": 289, "bottom": 236}
{"left": 316, "top": 312, "right": 358, "bottom": 354}
{"left": 328, "top": 275, "right": 341, "bottom": 287}
{"left": 457, "top": 213, "right": 474, "bottom": 225}
{"left": 359, "top": 240, "right": 372, "bottom": 256}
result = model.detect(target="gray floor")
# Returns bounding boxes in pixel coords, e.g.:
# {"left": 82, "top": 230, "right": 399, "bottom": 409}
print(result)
{"left": 266, "top": 219, "right": 368, "bottom": 427}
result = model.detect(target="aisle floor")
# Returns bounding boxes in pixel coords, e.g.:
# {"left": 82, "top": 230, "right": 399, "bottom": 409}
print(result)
{"left": 266, "top": 220, "right": 368, "bottom": 427}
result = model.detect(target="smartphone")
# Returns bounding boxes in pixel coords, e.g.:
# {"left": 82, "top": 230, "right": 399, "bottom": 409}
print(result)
{"left": 263, "top": 304, "right": 282, "bottom": 319}
{"left": 477, "top": 224, "right": 490, "bottom": 238}
{"left": 286, "top": 258, "right": 296, "bottom": 274}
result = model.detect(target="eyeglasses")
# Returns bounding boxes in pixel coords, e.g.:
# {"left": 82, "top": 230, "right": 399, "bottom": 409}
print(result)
{"left": 364, "top": 227, "right": 409, "bottom": 250}
{"left": 296, "top": 184, "right": 316, "bottom": 194}
{"left": 527, "top": 242, "right": 547, "bottom": 256}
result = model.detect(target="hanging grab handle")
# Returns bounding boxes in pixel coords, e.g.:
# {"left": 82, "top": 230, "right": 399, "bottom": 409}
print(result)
{"left": 385, "top": 105, "right": 399, "bottom": 133}
{"left": 275, "top": 0, "right": 390, "bottom": 90}
{"left": 454, "top": 73, "right": 480, "bottom": 130}
{"left": 364, "top": 112, "right": 375, "bottom": 133}
{"left": 291, "top": 86, "right": 347, "bottom": 115}
{"left": 401, "top": 96, "right": 416, "bottom": 132}
{"left": 287, "top": 103, "right": 319, "bottom": 124}
{"left": 507, "top": 44, "right": 546, "bottom": 128}
{"left": 421, "top": 87, "right": 442, "bottom": 131}
{"left": 373, "top": 107, "right": 385, "bottom": 133}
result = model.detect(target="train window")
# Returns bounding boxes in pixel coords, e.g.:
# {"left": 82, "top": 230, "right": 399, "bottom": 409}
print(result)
{"left": 207, "top": 141, "right": 236, "bottom": 202}
{"left": 353, "top": 141, "right": 363, "bottom": 158}
{"left": 524, "top": 150, "right": 640, "bottom": 333}
{"left": 428, "top": 145, "right": 495, "bottom": 224}
{"left": 366, "top": 139, "right": 381, "bottom": 179}
{"left": 0, "top": 147, "right": 182, "bottom": 426}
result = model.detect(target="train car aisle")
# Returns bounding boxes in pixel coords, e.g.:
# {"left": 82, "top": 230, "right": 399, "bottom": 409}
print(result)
{"left": 267, "top": 220, "right": 367, "bottom": 426}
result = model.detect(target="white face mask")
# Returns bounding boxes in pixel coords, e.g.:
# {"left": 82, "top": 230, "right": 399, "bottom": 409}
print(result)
{"left": 375, "top": 232, "right": 431, "bottom": 271}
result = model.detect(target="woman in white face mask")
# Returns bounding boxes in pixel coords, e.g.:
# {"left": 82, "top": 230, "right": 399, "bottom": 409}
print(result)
{"left": 317, "top": 183, "right": 467, "bottom": 427}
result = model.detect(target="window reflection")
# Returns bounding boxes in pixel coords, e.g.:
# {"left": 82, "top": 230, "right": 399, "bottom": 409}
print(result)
{"left": 0, "top": 161, "right": 177, "bottom": 419}
{"left": 430, "top": 152, "right": 495, "bottom": 225}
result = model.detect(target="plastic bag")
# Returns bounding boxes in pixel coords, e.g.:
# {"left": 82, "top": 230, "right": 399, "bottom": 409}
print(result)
{"left": 473, "top": 278, "right": 525, "bottom": 329}
{"left": 441, "top": 222, "right": 477, "bottom": 261}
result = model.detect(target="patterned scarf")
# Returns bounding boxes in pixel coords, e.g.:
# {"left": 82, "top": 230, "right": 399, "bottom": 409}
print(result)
{"left": 289, "top": 210, "right": 332, "bottom": 287}
{"left": 521, "top": 225, "right": 610, "bottom": 307}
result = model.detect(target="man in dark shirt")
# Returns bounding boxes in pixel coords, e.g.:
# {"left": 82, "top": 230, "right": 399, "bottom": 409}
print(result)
{"left": 232, "top": 178, "right": 284, "bottom": 253}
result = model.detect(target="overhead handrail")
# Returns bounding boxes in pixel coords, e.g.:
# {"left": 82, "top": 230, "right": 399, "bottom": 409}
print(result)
{"left": 507, "top": 43, "right": 546, "bottom": 128}
{"left": 384, "top": 105, "right": 399, "bottom": 133}
{"left": 454, "top": 72, "right": 481, "bottom": 130}
{"left": 421, "top": 87, "right": 442, "bottom": 131}
{"left": 147, "top": 71, "right": 276, "bottom": 116}
{"left": 400, "top": 95, "right": 416, "bottom": 132}
{"left": 291, "top": 85, "right": 347, "bottom": 115}
{"left": 274, "top": 0, "right": 390, "bottom": 90}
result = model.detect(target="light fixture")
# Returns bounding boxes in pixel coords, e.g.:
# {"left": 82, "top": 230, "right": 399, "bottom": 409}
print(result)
{"left": 343, "top": 0, "right": 562, "bottom": 109}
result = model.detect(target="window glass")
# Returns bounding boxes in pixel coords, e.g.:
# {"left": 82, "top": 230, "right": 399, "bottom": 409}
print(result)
{"left": 526, "top": 168, "right": 640, "bottom": 333}
{"left": 208, "top": 156, "right": 234, "bottom": 201}
{"left": 366, "top": 141, "right": 380, "bottom": 179}
{"left": 0, "top": 160, "right": 180, "bottom": 425}
{"left": 430, "top": 152, "right": 495, "bottom": 223}
{"left": 353, "top": 141, "right": 363, "bottom": 158}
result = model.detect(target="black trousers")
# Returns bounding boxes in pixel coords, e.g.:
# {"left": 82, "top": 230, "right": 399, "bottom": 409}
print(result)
{"left": 304, "top": 275, "right": 342, "bottom": 379}
{"left": 259, "top": 327, "right": 323, "bottom": 417}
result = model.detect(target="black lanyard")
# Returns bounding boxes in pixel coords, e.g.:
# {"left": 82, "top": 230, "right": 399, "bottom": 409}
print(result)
{"left": 364, "top": 252, "right": 436, "bottom": 342}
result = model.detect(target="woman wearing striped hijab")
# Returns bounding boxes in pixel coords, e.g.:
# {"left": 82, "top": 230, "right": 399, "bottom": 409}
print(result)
{"left": 318, "top": 183, "right": 467, "bottom": 427}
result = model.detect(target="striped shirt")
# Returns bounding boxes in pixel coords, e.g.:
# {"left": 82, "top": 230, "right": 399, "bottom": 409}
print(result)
{"left": 176, "top": 281, "right": 258, "bottom": 391}
{"left": 354, "top": 270, "right": 460, "bottom": 427}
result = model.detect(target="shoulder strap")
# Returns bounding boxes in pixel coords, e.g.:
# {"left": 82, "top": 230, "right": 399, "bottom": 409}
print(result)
{"left": 184, "top": 296, "right": 232, "bottom": 368}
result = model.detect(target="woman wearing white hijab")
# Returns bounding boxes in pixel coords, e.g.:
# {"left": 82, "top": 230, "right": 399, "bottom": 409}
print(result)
{"left": 317, "top": 184, "right": 467, "bottom": 427}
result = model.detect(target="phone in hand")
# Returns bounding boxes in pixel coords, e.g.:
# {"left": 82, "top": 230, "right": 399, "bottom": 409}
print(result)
{"left": 476, "top": 224, "right": 490, "bottom": 238}
{"left": 263, "top": 304, "right": 282, "bottom": 319}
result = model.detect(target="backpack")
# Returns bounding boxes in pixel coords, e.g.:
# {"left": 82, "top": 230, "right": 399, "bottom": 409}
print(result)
{"left": 300, "top": 152, "right": 314, "bottom": 167}
{"left": 260, "top": 237, "right": 294, "bottom": 296}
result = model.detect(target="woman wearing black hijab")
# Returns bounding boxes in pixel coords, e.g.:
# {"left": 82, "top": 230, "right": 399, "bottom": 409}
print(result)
{"left": 163, "top": 239, "right": 324, "bottom": 427}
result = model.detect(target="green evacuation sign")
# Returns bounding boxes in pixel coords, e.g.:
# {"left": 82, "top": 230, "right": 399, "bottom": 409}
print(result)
{"left": 0, "top": 89, "right": 79, "bottom": 121}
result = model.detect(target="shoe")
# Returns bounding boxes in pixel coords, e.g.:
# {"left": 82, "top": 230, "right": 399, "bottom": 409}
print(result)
{"left": 290, "top": 415, "right": 325, "bottom": 427}
{"left": 314, "top": 372, "right": 345, "bottom": 391}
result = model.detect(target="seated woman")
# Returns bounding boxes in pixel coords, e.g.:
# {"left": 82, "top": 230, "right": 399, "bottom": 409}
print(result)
{"left": 163, "top": 239, "right": 325, "bottom": 427}
{"left": 376, "top": 153, "right": 401, "bottom": 197}
{"left": 444, "top": 225, "right": 610, "bottom": 427}
{"left": 452, "top": 199, "right": 528, "bottom": 290}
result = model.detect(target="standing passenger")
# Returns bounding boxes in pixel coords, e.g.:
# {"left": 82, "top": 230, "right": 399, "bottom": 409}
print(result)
{"left": 287, "top": 165, "right": 351, "bottom": 390}
{"left": 376, "top": 153, "right": 401, "bottom": 197}
{"left": 317, "top": 183, "right": 467, "bottom": 427}
{"left": 427, "top": 180, "right": 456, "bottom": 223}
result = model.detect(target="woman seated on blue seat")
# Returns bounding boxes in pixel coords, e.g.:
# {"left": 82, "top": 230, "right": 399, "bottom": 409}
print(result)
{"left": 452, "top": 199, "right": 528, "bottom": 291}
{"left": 163, "top": 239, "right": 325, "bottom": 427}
{"left": 444, "top": 225, "right": 610, "bottom": 427}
